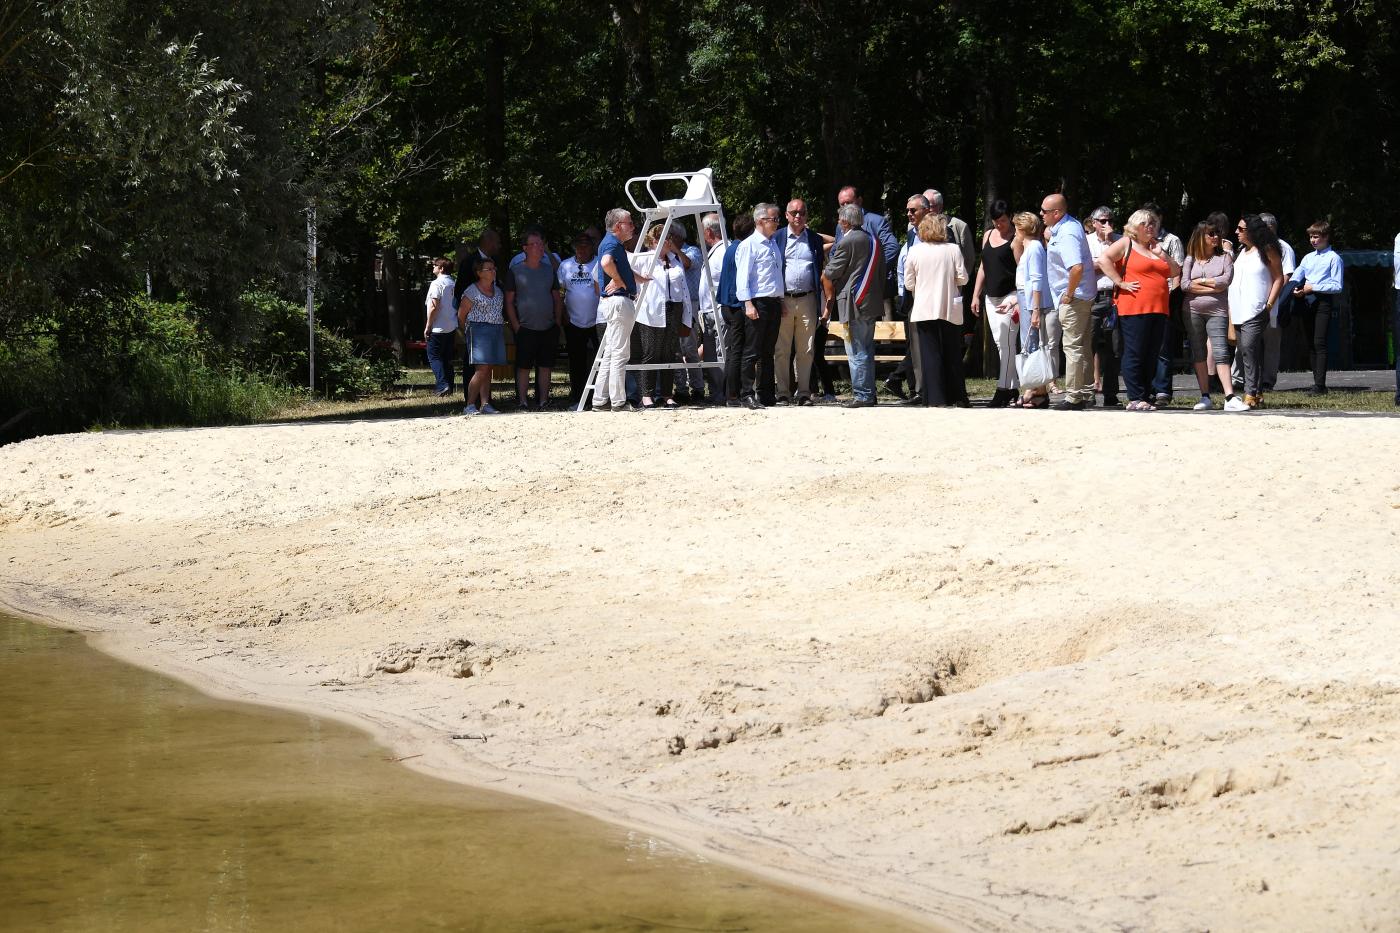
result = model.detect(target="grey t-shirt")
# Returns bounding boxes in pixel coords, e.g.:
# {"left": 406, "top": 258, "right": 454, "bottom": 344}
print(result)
{"left": 510, "top": 261, "right": 558, "bottom": 330}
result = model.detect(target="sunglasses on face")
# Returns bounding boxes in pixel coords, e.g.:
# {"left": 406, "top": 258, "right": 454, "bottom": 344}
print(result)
{"left": 787, "top": 209, "right": 806, "bottom": 216}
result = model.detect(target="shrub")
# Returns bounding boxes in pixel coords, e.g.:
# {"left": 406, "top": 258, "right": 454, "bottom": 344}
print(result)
{"left": 237, "top": 291, "right": 402, "bottom": 399}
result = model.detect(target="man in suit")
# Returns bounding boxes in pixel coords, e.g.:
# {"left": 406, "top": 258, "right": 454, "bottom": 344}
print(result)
{"left": 823, "top": 203, "right": 886, "bottom": 408}
{"left": 772, "top": 198, "right": 827, "bottom": 405}
{"left": 836, "top": 185, "right": 898, "bottom": 301}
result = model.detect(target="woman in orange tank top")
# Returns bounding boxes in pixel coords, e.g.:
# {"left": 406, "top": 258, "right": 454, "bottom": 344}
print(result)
{"left": 1096, "top": 209, "right": 1181, "bottom": 409}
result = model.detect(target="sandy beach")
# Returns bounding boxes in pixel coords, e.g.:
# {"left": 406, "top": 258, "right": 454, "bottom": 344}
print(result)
{"left": 3, "top": 407, "right": 1399, "bottom": 931}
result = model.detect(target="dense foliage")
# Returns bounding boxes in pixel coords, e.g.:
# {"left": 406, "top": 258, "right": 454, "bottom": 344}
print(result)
{"left": 2, "top": 0, "right": 1397, "bottom": 437}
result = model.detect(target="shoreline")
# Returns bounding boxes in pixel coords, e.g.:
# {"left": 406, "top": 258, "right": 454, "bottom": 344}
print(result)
{"left": 4, "top": 410, "right": 1399, "bottom": 931}
{"left": 0, "top": 594, "right": 955, "bottom": 932}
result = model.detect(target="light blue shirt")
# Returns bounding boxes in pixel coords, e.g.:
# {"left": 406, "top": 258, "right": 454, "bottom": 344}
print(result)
{"left": 734, "top": 230, "right": 784, "bottom": 302}
{"left": 1017, "top": 240, "right": 1049, "bottom": 310}
{"left": 896, "top": 227, "right": 915, "bottom": 297}
{"left": 1047, "top": 215, "right": 1097, "bottom": 304}
{"left": 681, "top": 243, "right": 704, "bottom": 304}
{"left": 782, "top": 227, "right": 816, "bottom": 293}
{"left": 1291, "top": 245, "right": 1344, "bottom": 294}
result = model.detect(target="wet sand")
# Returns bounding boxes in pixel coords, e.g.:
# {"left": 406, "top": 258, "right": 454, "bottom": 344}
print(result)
{"left": 3, "top": 408, "right": 1399, "bottom": 930}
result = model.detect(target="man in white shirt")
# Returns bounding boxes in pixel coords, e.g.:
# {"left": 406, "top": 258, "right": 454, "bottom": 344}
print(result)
{"left": 1086, "top": 207, "right": 1122, "bottom": 406}
{"left": 558, "top": 232, "right": 600, "bottom": 408}
{"left": 423, "top": 257, "right": 458, "bottom": 397}
{"left": 1393, "top": 230, "right": 1400, "bottom": 406}
{"left": 733, "top": 203, "right": 785, "bottom": 409}
{"left": 700, "top": 213, "right": 728, "bottom": 403}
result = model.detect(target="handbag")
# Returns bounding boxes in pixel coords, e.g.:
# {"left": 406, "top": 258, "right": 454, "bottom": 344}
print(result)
{"left": 1016, "top": 321, "right": 1056, "bottom": 390}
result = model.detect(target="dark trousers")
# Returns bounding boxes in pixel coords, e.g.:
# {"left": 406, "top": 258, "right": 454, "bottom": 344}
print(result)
{"left": 741, "top": 297, "right": 781, "bottom": 402}
{"left": 565, "top": 322, "right": 599, "bottom": 405}
{"left": 1393, "top": 291, "right": 1400, "bottom": 404}
{"left": 810, "top": 319, "right": 836, "bottom": 396}
{"left": 893, "top": 292, "right": 915, "bottom": 385}
{"left": 638, "top": 301, "right": 683, "bottom": 400}
{"left": 1120, "top": 313, "right": 1167, "bottom": 402}
{"left": 721, "top": 306, "right": 747, "bottom": 400}
{"left": 1091, "top": 290, "right": 1121, "bottom": 402}
{"left": 1152, "top": 289, "right": 1185, "bottom": 396}
{"left": 425, "top": 332, "right": 455, "bottom": 394}
{"left": 914, "top": 319, "right": 966, "bottom": 406}
{"left": 1298, "top": 294, "right": 1334, "bottom": 388}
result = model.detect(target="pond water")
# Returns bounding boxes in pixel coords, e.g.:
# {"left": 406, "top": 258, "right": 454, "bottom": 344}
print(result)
{"left": 0, "top": 615, "right": 929, "bottom": 932}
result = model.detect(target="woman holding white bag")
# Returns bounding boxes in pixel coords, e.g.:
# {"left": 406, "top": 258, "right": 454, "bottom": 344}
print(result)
{"left": 1002, "top": 211, "right": 1053, "bottom": 408}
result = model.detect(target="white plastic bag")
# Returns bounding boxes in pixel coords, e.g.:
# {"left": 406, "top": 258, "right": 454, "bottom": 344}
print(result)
{"left": 1016, "top": 324, "right": 1055, "bottom": 391}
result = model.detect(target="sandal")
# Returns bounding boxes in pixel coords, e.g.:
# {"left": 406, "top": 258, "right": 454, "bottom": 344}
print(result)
{"left": 1023, "top": 395, "right": 1049, "bottom": 409}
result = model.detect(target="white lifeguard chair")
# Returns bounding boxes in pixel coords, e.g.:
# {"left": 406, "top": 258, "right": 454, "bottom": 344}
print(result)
{"left": 576, "top": 168, "right": 730, "bottom": 411}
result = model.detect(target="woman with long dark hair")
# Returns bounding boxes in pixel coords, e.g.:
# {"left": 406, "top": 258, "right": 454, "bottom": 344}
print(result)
{"left": 971, "top": 200, "right": 1019, "bottom": 407}
{"left": 1182, "top": 221, "right": 1235, "bottom": 410}
{"left": 1225, "top": 215, "right": 1285, "bottom": 410}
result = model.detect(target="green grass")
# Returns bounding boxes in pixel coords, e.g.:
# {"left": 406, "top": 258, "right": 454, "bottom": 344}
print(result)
{"left": 260, "top": 368, "right": 1398, "bottom": 424}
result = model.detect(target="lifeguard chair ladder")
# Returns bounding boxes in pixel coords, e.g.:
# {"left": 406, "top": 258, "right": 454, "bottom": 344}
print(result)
{"left": 575, "top": 168, "right": 730, "bottom": 411}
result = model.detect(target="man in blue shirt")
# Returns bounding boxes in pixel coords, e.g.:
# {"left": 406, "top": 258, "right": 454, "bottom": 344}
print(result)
{"left": 590, "top": 207, "right": 641, "bottom": 412}
{"left": 717, "top": 213, "right": 753, "bottom": 406}
{"left": 1041, "top": 192, "right": 1099, "bottom": 410}
{"left": 734, "top": 203, "right": 785, "bottom": 409}
{"left": 1290, "top": 220, "right": 1345, "bottom": 395}
{"left": 773, "top": 198, "right": 827, "bottom": 405}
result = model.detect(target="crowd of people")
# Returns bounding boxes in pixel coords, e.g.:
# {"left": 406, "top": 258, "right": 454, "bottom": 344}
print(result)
{"left": 420, "top": 186, "right": 1371, "bottom": 414}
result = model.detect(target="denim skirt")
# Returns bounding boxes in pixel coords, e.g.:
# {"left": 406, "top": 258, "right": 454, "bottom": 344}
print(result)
{"left": 467, "top": 322, "right": 507, "bottom": 366}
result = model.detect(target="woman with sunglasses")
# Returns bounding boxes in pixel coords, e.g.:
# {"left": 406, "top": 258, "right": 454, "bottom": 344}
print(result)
{"left": 971, "top": 200, "right": 1019, "bottom": 407}
{"left": 1226, "top": 215, "right": 1285, "bottom": 410}
{"left": 1181, "top": 221, "right": 1236, "bottom": 410}
{"left": 1096, "top": 209, "right": 1180, "bottom": 410}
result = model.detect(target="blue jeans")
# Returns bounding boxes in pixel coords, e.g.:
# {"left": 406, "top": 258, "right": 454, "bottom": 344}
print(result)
{"left": 1120, "top": 314, "right": 1167, "bottom": 403}
{"left": 844, "top": 317, "right": 877, "bottom": 402}
{"left": 425, "top": 331, "right": 456, "bottom": 394}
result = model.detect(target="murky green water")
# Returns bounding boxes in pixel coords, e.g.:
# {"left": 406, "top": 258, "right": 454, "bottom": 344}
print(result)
{"left": 0, "top": 615, "right": 927, "bottom": 932}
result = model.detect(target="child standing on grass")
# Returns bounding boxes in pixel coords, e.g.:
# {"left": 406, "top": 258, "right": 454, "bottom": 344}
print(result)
{"left": 458, "top": 256, "right": 507, "bottom": 415}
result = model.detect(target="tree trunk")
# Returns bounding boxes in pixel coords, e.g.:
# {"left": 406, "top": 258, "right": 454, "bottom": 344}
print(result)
{"left": 381, "top": 247, "right": 407, "bottom": 363}
{"left": 610, "top": 1, "right": 664, "bottom": 172}
{"left": 483, "top": 26, "right": 510, "bottom": 246}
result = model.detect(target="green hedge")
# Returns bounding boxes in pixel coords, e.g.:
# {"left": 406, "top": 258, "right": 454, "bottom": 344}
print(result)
{"left": 0, "top": 293, "right": 401, "bottom": 441}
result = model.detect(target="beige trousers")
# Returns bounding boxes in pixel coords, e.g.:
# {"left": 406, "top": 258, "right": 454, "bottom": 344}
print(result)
{"left": 776, "top": 292, "right": 819, "bottom": 399}
{"left": 1060, "top": 297, "right": 1094, "bottom": 403}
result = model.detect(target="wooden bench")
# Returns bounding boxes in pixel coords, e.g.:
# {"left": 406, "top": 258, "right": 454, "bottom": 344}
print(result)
{"left": 824, "top": 321, "right": 908, "bottom": 363}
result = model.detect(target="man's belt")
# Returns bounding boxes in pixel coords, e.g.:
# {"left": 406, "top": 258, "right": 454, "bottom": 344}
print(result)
{"left": 787, "top": 290, "right": 812, "bottom": 298}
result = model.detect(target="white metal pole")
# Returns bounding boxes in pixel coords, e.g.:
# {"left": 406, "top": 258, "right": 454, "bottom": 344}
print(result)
{"left": 306, "top": 204, "right": 317, "bottom": 392}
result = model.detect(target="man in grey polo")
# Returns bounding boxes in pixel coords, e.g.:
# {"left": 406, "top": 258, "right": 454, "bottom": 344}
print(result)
{"left": 1041, "top": 193, "right": 1098, "bottom": 410}
{"left": 505, "top": 231, "right": 563, "bottom": 410}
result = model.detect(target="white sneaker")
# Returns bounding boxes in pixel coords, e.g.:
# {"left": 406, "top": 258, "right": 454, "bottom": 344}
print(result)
{"left": 462, "top": 404, "right": 479, "bottom": 415}
{"left": 1223, "top": 396, "right": 1249, "bottom": 412}
{"left": 480, "top": 404, "right": 499, "bottom": 414}
{"left": 1193, "top": 396, "right": 1213, "bottom": 411}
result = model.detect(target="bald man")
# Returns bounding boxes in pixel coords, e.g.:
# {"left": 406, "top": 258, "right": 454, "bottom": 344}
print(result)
{"left": 1040, "top": 193, "right": 1098, "bottom": 409}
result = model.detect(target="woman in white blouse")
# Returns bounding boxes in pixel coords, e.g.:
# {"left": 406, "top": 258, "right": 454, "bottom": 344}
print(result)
{"left": 903, "top": 213, "right": 970, "bottom": 407}
{"left": 632, "top": 226, "right": 693, "bottom": 409}
{"left": 1225, "top": 215, "right": 1284, "bottom": 411}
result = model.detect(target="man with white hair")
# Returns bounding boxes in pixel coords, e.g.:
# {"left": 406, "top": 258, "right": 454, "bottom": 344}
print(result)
{"left": 590, "top": 207, "right": 642, "bottom": 412}
{"left": 733, "top": 202, "right": 785, "bottom": 409}
{"left": 823, "top": 202, "right": 886, "bottom": 407}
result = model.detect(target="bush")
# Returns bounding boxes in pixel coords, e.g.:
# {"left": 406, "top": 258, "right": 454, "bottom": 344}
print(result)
{"left": 237, "top": 291, "right": 402, "bottom": 399}
{"left": 0, "top": 296, "right": 295, "bottom": 441}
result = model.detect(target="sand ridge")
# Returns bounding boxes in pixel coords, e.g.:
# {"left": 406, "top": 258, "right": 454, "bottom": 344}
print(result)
{"left": 3, "top": 407, "right": 1400, "bottom": 931}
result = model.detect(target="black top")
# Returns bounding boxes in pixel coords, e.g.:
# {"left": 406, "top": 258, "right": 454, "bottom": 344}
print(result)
{"left": 980, "top": 236, "right": 1016, "bottom": 297}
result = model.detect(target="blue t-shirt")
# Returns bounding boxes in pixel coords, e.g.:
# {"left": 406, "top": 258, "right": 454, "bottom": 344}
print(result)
{"left": 594, "top": 233, "right": 636, "bottom": 300}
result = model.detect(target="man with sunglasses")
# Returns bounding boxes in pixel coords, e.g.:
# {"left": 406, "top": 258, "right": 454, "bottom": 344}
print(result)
{"left": 1087, "top": 207, "right": 1122, "bottom": 406}
{"left": 835, "top": 185, "right": 899, "bottom": 311}
{"left": 773, "top": 198, "right": 827, "bottom": 405}
{"left": 1040, "top": 192, "right": 1098, "bottom": 410}
{"left": 734, "top": 203, "right": 786, "bottom": 409}
{"left": 889, "top": 193, "right": 931, "bottom": 402}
